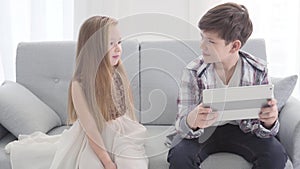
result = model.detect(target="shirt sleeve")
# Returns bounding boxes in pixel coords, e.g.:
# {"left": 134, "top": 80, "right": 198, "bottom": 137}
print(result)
{"left": 239, "top": 67, "right": 280, "bottom": 138}
{"left": 174, "top": 68, "right": 204, "bottom": 139}
{"left": 239, "top": 119, "right": 279, "bottom": 138}
{"left": 256, "top": 120, "right": 280, "bottom": 138}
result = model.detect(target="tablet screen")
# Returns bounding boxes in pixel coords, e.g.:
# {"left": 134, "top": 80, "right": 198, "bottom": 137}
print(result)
{"left": 202, "top": 84, "right": 273, "bottom": 121}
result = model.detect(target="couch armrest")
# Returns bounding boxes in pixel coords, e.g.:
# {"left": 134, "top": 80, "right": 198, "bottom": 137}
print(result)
{"left": 278, "top": 96, "right": 300, "bottom": 168}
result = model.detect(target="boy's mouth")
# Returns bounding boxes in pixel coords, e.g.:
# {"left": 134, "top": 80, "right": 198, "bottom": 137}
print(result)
{"left": 202, "top": 52, "right": 210, "bottom": 56}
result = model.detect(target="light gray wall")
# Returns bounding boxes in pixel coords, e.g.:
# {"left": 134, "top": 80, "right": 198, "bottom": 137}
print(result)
{"left": 73, "top": 0, "right": 222, "bottom": 41}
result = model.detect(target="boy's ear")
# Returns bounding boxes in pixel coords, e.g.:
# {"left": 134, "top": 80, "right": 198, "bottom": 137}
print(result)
{"left": 230, "top": 40, "right": 241, "bottom": 53}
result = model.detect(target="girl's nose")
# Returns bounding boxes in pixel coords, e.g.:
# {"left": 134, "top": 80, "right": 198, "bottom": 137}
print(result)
{"left": 115, "top": 43, "right": 121, "bottom": 52}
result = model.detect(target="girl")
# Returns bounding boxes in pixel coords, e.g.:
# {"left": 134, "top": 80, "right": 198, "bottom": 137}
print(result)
{"left": 6, "top": 16, "right": 148, "bottom": 169}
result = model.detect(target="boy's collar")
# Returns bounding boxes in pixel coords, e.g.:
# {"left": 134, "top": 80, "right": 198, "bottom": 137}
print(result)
{"left": 187, "top": 50, "right": 266, "bottom": 77}
{"left": 186, "top": 57, "right": 211, "bottom": 77}
{"left": 239, "top": 50, "right": 266, "bottom": 71}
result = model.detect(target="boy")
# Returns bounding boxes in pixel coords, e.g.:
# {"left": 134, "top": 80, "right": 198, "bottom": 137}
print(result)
{"left": 167, "top": 2, "right": 287, "bottom": 169}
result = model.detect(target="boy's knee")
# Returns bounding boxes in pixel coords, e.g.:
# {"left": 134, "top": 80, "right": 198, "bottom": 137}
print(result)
{"left": 255, "top": 148, "right": 287, "bottom": 169}
{"left": 167, "top": 139, "right": 200, "bottom": 165}
{"left": 168, "top": 142, "right": 190, "bottom": 161}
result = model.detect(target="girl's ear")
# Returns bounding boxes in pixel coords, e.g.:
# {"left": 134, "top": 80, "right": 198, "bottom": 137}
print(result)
{"left": 230, "top": 40, "right": 241, "bottom": 53}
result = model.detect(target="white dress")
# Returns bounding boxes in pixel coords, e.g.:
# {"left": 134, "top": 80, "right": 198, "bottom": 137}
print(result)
{"left": 5, "top": 115, "right": 148, "bottom": 169}
{"left": 5, "top": 72, "right": 148, "bottom": 169}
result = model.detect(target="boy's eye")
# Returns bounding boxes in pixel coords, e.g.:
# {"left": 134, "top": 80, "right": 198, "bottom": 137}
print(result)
{"left": 110, "top": 42, "right": 114, "bottom": 46}
{"left": 117, "top": 40, "right": 122, "bottom": 44}
{"left": 209, "top": 40, "right": 215, "bottom": 44}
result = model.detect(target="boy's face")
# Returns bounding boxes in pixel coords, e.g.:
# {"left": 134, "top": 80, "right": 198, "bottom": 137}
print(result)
{"left": 200, "top": 31, "right": 235, "bottom": 64}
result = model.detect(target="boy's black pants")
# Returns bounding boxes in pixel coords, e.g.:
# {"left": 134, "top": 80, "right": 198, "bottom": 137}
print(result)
{"left": 167, "top": 124, "right": 287, "bottom": 169}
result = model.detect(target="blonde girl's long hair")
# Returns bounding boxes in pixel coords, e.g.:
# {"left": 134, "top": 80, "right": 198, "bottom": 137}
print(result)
{"left": 67, "top": 16, "right": 136, "bottom": 132}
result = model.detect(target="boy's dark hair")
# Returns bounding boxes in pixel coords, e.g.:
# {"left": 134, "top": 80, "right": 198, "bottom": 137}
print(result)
{"left": 199, "top": 2, "right": 253, "bottom": 47}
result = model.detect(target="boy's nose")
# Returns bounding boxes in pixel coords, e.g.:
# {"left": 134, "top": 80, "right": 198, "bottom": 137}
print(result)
{"left": 200, "top": 40, "right": 207, "bottom": 51}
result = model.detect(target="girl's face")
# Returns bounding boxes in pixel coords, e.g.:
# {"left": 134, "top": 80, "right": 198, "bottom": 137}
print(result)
{"left": 108, "top": 25, "right": 122, "bottom": 66}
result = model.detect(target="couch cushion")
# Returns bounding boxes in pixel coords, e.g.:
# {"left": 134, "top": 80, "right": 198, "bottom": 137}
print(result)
{"left": 0, "top": 81, "right": 61, "bottom": 137}
{"left": 201, "top": 152, "right": 293, "bottom": 169}
{"left": 201, "top": 152, "right": 252, "bottom": 168}
{"left": 0, "top": 124, "right": 8, "bottom": 140}
{"left": 0, "top": 133, "right": 16, "bottom": 169}
{"left": 16, "top": 41, "right": 76, "bottom": 124}
{"left": 0, "top": 147, "right": 11, "bottom": 169}
{"left": 140, "top": 40, "right": 201, "bottom": 125}
{"left": 47, "top": 125, "right": 70, "bottom": 135}
{"left": 241, "top": 39, "right": 267, "bottom": 60}
{"left": 145, "top": 125, "right": 173, "bottom": 169}
{"left": 271, "top": 75, "right": 298, "bottom": 112}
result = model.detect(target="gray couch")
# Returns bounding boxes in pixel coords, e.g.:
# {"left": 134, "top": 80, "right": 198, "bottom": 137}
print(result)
{"left": 0, "top": 39, "right": 299, "bottom": 169}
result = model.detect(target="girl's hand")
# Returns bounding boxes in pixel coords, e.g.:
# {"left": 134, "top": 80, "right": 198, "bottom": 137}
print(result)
{"left": 104, "top": 161, "right": 117, "bottom": 169}
{"left": 259, "top": 99, "right": 278, "bottom": 129}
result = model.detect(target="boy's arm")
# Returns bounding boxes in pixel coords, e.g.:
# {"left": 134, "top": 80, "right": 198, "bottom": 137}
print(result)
{"left": 255, "top": 68, "right": 280, "bottom": 138}
{"left": 239, "top": 119, "right": 279, "bottom": 138}
{"left": 240, "top": 69, "right": 280, "bottom": 138}
{"left": 254, "top": 99, "right": 280, "bottom": 138}
{"left": 71, "top": 81, "right": 115, "bottom": 168}
{"left": 175, "top": 68, "right": 204, "bottom": 139}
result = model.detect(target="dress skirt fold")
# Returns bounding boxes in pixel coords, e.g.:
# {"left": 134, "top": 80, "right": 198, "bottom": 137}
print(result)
{"left": 5, "top": 115, "right": 148, "bottom": 169}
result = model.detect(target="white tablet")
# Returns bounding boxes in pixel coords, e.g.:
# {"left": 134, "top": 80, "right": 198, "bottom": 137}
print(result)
{"left": 202, "top": 84, "right": 274, "bottom": 121}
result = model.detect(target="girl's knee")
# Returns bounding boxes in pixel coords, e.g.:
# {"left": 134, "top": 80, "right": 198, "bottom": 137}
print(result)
{"left": 115, "top": 157, "right": 148, "bottom": 169}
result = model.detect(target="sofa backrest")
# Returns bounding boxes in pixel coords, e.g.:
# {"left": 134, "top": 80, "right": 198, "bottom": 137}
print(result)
{"left": 16, "top": 39, "right": 266, "bottom": 125}
{"left": 16, "top": 42, "right": 76, "bottom": 124}
{"left": 139, "top": 39, "right": 266, "bottom": 125}
{"left": 16, "top": 40, "right": 140, "bottom": 124}
{"left": 140, "top": 40, "right": 201, "bottom": 125}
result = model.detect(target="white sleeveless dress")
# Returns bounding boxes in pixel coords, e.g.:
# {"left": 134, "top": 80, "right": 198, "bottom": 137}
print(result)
{"left": 5, "top": 72, "right": 148, "bottom": 169}
{"left": 5, "top": 115, "right": 148, "bottom": 169}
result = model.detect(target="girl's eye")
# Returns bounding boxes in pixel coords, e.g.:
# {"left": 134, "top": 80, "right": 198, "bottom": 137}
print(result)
{"left": 110, "top": 42, "right": 114, "bottom": 46}
{"left": 117, "top": 40, "right": 122, "bottom": 44}
{"left": 209, "top": 40, "right": 215, "bottom": 44}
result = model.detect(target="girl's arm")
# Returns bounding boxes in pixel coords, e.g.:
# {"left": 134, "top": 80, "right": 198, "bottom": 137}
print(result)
{"left": 88, "top": 138, "right": 116, "bottom": 169}
{"left": 71, "top": 81, "right": 116, "bottom": 168}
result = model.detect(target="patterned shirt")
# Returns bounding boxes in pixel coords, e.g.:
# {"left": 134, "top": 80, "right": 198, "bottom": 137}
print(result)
{"left": 174, "top": 51, "right": 279, "bottom": 140}
{"left": 111, "top": 71, "right": 126, "bottom": 119}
